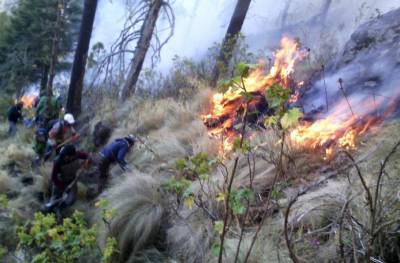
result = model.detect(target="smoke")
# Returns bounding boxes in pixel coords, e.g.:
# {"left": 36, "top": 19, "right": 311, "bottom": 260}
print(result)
{"left": 92, "top": 0, "right": 397, "bottom": 74}
{"left": 302, "top": 6, "right": 400, "bottom": 120}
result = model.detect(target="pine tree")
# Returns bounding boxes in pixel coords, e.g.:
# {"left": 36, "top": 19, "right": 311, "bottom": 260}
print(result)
{"left": 211, "top": 0, "right": 252, "bottom": 86}
{"left": 67, "top": 0, "right": 98, "bottom": 116}
{"left": 0, "top": 0, "right": 81, "bottom": 95}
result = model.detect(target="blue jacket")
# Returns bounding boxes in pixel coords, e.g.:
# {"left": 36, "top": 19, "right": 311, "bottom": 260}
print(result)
{"left": 100, "top": 138, "right": 130, "bottom": 166}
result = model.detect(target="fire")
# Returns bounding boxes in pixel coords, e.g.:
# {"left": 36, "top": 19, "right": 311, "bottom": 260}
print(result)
{"left": 20, "top": 94, "right": 38, "bottom": 109}
{"left": 202, "top": 37, "right": 307, "bottom": 154}
{"left": 289, "top": 94, "right": 400, "bottom": 159}
{"left": 202, "top": 35, "right": 400, "bottom": 158}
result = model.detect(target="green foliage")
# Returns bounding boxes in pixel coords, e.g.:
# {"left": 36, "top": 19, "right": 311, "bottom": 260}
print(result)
{"left": 265, "top": 83, "right": 291, "bottom": 109}
{"left": 229, "top": 188, "right": 253, "bottom": 215}
{"left": 211, "top": 242, "right": 221, "bottom": 257}
{"left": 87, "top": 42, "right": 106, "bottom": 69}
{"left": 17, "top": 211, "right": 110, "bottom": 263}
{"left": 0, "top": 12, "right": 10, "bottom": 36}
{"left": 0, "top": 0, "right": 82, "bottom": 92}
{"left": 0, "top": 195, "right": 8, "bottom": 209}
{"left": 281, "top": 108, "right": 303, "bottom": 129}
{"left": 164, "top": 176, "right": 192, "bottom": 196}
{"left": 218, "top": 63, "right": 254, "bottom": 93}
{"left": 168, "top": 152, "right": 215, "bottom": 210}
{"left": 0, "top": 246, "right": 7, "bottom": 261}
{"left": 102, "top": 237, "right": 117, "bottom": 263}
{"left": 264, "top": 83, "right": 303, "bottom": 130}
{"left": 232, "top": 138, "right": 251, "bottom": 153}
{"left": 95, "top": 198, "right": 117, "bottom": 223}
{"left": 175, "top": 152, "right": 215, "bottom": 179}
{"left": 214, "top": 221, "right": 224, "bottom": 235}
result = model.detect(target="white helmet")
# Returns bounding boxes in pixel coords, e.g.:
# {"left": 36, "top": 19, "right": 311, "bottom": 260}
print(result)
{"left": 64, "top": 113, "right": 75, "bottom": 125}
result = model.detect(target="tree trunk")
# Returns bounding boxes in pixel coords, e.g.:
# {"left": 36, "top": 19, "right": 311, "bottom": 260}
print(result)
{"left": 280, "top": 0, "right": 292, "bottom": 30}
{"left": 67, "top": 0, "right": 98, "bottom": 115}
{"left": 319, "top": 0, "right": 332, "bottom": 26}
{"left": 47, "top": 0, "right": 64, "bottom": 98}
{"left": 211, "top": 0, "right": 252, "bottom": 86}
{"left": 120, "top": 0, "right": 163, "bottom": 100}
{"left": 40, "top": 65, "right": 49, "bottom": 95}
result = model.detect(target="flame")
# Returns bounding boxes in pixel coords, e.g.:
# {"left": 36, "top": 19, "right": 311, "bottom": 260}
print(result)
{"left": 202, "top": 36, "right": 400, "bottom": 158}
{"left": 289, "top": 93, "right": 400, "bottom": 159}
{"left": 202, "top": 37, "right": 307, "bottom": 154}
{"left": 20, "top": 94, "right": 38, "bottom": 109}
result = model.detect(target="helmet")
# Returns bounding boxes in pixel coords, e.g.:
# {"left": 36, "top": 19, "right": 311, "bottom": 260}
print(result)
{"left": 64, "top": 113, "right": 75, "bottom": 125}
{"left": 125, "top": 134, "right": 136, "bottom": 146}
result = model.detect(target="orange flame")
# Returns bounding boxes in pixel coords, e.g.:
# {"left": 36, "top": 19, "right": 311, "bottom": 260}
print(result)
{"left": 202, "top": 36, "right": 400, "bottom": 158}
{"left": 20, "top": 94, "right": 37, "bottom": 109}
{"left": 289, "top": 93, "right": 400, "bottom": 159}
{"left": 202, "top": 37, "right": 307, "bottom": 154}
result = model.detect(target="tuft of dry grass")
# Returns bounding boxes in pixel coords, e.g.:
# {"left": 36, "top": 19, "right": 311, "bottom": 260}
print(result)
{"left": 0, "top": 170, "right": 10, "bottom": 193}
{"left": 95, "top": 175, "right": 167, "bottom": 262}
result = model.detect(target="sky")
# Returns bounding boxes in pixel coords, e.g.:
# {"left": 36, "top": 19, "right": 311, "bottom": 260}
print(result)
{"left": 91, "top": 0, "right": 399, "bottom": 74}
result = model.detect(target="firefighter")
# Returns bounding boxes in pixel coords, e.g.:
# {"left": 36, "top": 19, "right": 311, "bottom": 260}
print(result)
{"left": 7, "top": 101, "right": 23, "bottom": 136}
{"left": 90, "top": 135, "right": 135, "bottom": 196}
{"left": 44, "top": 145, "right": 89, "bottom": 219}
{"left": 44, "top": 113, "right": 80, "bottom": 161}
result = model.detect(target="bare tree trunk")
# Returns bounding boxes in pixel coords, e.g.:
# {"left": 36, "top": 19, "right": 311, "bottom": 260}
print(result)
{"left": 47, "top": 0, "right": 65, "bottom": 96}
{"left": 47, "top": 0, "right": 64, "bottom": 116}
{"left": 120, "top": 0, "right": 163, "bottom": 100}
{"left": 319, "top": 0, "right": 332, "bottom": 26}
{"left": 280, "top": 0, "right": 292, "bottom": 30}
{"left": 67, "top": 0, "right": 98, "bottom": 115}
{"left": 211, "top": 0, "right": 252, "bottom": 86}
{"left": 40, "top": 65, "right": 49, "bottom": 95}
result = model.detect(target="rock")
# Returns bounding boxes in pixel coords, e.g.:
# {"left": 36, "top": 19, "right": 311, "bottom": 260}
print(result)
{"left": 306, "top": 7, "right": 400, "bottom": 111}
{"left": 340, "top": 8, "right": 400, "bottom": 66}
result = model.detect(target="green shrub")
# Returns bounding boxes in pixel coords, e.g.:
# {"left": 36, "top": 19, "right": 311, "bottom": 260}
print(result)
{"left": 17, "top": 211, "right": 116, "bottom": 263}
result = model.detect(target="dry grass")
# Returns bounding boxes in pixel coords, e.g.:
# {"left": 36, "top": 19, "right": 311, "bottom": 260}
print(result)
{"left": 0, "top": 170, "right": 10, "bottom": 193}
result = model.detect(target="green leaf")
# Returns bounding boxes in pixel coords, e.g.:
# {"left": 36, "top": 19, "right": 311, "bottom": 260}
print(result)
{"left": 264, "top": 115, "right": 278, "bottom": 126}
{"left": 216, "top": 192, "right": 225, "bottom": 202}
{"left": 211, "top": 242, "right": 221, "bottom": 257}
{"left": 214, "top": 221, "right": 224, "bottom": 235}
{"left": 230, "top": 76, "right": 242, "bottom": 90}
{"left": 0, "top": 246, "right": 6, "bottom": 261}
{"left": 265, "top": 83, "right": 291, "bottom": 109}
{"left": 184, "top": 196, "right": 195, "bottom": 209}
{"left": 280, "top": 108, "right": 303, "bottom": 129}
{"left": 235, "top": 62, "right": 250, "bottom": 77}
{"left": 0, "top": 195, "right": 8, "bottom": 209}
{"left": 217, "top": 79, "right": 231, "bottom": 93}
{"left": 232, "top": 138, "right": 242, "bottom": 152}
{"left": 229, "top": 188, "right": 253, "bottom": 215}
{"left": 175, "top": 159, "right": 187, "bottom": 171}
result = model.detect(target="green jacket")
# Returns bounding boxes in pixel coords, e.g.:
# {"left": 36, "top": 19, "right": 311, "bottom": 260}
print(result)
{"left": 33, "top": 140, "right": 46, "bottom": 156}
{"left": 36, "top": 96, "right": 61, "bottom": 120}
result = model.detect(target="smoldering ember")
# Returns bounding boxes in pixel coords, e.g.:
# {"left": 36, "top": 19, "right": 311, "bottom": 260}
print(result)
{"left": 0, "top": 1, "right": 399, "bottom": 263}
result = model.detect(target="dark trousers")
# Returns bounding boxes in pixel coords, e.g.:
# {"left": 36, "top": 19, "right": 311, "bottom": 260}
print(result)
{"left": 98, "top": 157, "right": 111, "bottom": 194}
{"left": 8, "top": 121, "right": 17, "bottom": 136}
{"left": 91, "top": 153, "right": 111, "bottom": 195}
{"left": 50, "top": 183, "right": 77, "bottom": 208}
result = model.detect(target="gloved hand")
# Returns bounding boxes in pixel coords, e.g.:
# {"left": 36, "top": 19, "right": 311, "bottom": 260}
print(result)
{"left": 72, "top": 134, "right": 80, "bottom": 141}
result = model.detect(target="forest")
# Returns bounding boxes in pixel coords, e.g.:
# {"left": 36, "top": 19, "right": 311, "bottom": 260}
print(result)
{"left": 0, "top": 0, "right": 400, "bottom": 262}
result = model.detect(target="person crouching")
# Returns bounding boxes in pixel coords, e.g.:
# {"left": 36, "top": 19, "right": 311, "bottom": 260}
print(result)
{"left": 90, "top": 135, "right": 135, "bottom": 196}
{"left": 44, "top": 145, "right": 88, "bottom": 219}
